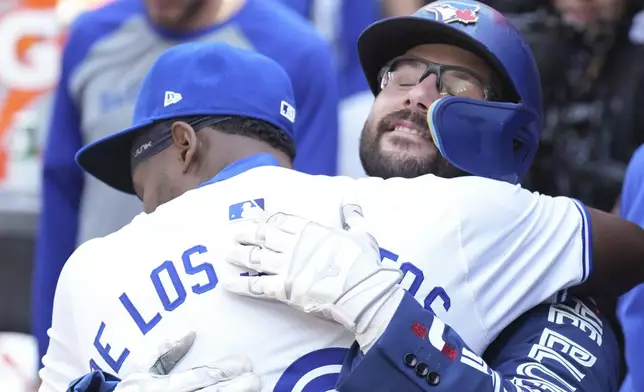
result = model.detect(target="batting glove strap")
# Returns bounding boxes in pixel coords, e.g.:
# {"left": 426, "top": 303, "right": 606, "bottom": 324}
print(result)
{"left": 353, "top": 285, "right": 406, "bottom": 353}
{"left": 333, "top": 267, "right": 404, "bottom": 334}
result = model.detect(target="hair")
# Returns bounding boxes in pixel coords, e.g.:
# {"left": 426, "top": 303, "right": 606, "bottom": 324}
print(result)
{"left": 214, "top": 116, "right": 296, "bottom": 160}
{"left": 151, "top": 115, "right": 296, "bottom": 160}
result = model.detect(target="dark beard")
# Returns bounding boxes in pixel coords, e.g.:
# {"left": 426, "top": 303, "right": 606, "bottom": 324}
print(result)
{"left": 359, "top": 109, "right": 467, "bottom": 179}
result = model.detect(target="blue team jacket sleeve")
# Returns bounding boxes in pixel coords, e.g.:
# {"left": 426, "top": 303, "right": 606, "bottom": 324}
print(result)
{"left": 290, "top": 40, "right": 339, "bottom": 176}
{"left": 337, "top": 293, "right": 620, "bottom": 392}
{"left": 32, "top": 32, "right": 85, "bottom": 364}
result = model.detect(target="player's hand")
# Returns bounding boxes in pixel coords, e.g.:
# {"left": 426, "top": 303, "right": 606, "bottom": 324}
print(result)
{"left": 114, "top": 332, "right": 261, "bottom": 392}
{"left": 223, "top": 194, "right": 405, "bottom": 351}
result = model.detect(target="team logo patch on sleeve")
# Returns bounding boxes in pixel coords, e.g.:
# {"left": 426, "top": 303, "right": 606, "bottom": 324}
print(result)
{"left": 229, "top": 199, "right": 265, "bottom": 221}
{"left": 423, "top": 1, "right": 480, "bottom": 25}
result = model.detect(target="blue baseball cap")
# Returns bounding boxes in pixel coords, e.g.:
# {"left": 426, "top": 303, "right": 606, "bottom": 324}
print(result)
{"left": 75, "top": 42, "right": 297, "bottom": 195}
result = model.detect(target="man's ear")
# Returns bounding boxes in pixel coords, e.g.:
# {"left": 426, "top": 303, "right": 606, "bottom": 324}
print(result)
{"left": 171, "top": 121, "right": 199, "bottom": 173}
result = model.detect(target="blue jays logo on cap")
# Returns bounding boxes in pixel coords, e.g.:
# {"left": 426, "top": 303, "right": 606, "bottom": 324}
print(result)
{"left": 423, "top": 1, "right": 480, "bottom": 25}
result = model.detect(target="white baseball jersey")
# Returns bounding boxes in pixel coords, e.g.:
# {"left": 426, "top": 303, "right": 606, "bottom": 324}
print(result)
{"left": 39, "top": 164, "right": 591, "bottom": 392}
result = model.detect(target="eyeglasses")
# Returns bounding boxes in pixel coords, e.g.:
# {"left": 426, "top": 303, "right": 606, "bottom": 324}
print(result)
{"left": 377, "top": 55, "right": 497, "bottom": 101}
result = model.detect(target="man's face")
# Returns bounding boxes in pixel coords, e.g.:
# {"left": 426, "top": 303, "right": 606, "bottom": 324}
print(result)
{"left": 144, "top": 0, "right": 206, "bottom": 28}
{"left": 360, "top": 43, "right": 495, "bottom": 179}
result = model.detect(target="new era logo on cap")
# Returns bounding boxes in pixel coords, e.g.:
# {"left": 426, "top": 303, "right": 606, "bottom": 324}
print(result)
{"left": 280, "top": 100, "right": 295, "bottom": 123}
{"left": 164, "top": 91, "right": 183, "bottom": 107}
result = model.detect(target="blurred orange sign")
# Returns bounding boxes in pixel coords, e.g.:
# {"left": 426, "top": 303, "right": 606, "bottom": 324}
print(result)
{"left": 0, "top": 0, "right": 61, "bottom": 190}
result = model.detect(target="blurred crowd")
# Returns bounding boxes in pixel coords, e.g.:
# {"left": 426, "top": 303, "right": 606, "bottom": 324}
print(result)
{"left": 1, "top": 0, "right": 644, "bottom": 390}
{"left": 508, "top": 0, "right": 644, "bottom": 212}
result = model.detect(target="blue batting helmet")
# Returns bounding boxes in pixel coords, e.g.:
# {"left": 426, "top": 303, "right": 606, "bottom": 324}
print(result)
{"left": 358, "top": 0, "right": 542, "bottom": 184}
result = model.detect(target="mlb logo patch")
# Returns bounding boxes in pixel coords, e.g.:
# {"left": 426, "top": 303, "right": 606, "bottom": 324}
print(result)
{"left": 423, "top": 1, "right": 479, "bottom": 25}
{"left": 280, "top": 100, "right": 296, "bottom": 123}
{"left": 229, "top": 199, "right": 265, "bottom": 221}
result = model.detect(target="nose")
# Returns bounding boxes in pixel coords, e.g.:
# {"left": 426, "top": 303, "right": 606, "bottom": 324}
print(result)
{"left": 403, "top": 73, "right": 442, "bottom": 114}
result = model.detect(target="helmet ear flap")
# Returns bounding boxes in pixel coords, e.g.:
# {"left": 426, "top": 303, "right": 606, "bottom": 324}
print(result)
{"left": 428, "top": 96, "right": 538, "bottom": 184}
{"left": 512, "top": 124, "right": 540, "bottom": 177}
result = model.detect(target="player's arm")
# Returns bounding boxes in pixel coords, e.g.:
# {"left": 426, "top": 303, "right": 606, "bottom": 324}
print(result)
{"left": 32, "top": 22, "right": 87, "bottom": 365}
{"left": 336, "top": 293, "right": 620, "bottom": 392}
{"left": 482, "top": 296, "right": 620, "bottom": 392}
{"left": 290, "top": 37, "right": 340, "bottom": 176}
{"left": 220, "top": 199, "right": 619, "bottom": 391}
{"left": 581, "top": 205, "right": 644, "bottom": 298}
{"left": 449, "top": 176, "right": 644, "bottom": 307}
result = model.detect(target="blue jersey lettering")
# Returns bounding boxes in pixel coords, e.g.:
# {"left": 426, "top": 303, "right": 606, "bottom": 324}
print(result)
{"left": 379, "top": 247, "right": 451, "bottom": 312}
{"left": 89, "top": 244, "right": 218, "bottom": 372}
{"left": 151, "top": 260, "right": 187, "bottom": 311}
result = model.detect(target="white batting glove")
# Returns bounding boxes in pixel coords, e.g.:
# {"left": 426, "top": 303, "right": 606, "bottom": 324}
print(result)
{"left": 115, "top": 332, "right": 261, "bottom": 392}
{"left": 223, "top": 196, "right": 405, "bottom": 352}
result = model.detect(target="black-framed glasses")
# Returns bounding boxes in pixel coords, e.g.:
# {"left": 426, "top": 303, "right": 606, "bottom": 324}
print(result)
{"left": 377, "top": 55, "right": 497, "bottom": 101}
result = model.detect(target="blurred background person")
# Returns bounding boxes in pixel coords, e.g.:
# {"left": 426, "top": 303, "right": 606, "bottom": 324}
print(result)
{"left": 31, "top": 0, "right": 339, "bottom": 375}
{"left": 381, "top": 0, "right": 425, "bottom": 17}
{"left": 512, "top": 0, "right": 644, "bottom": 212}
